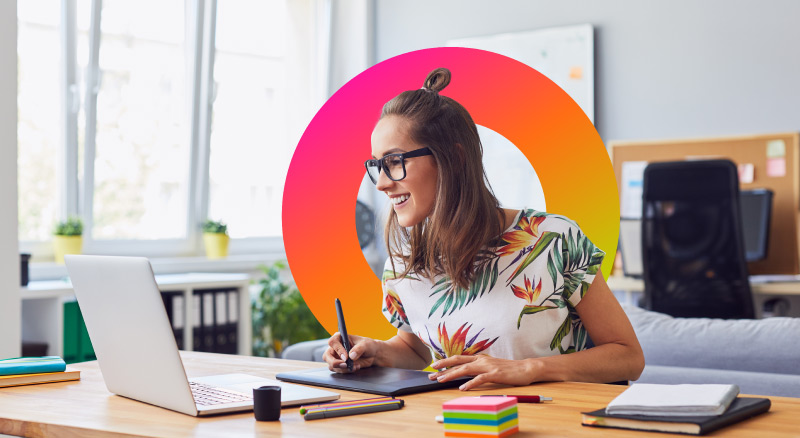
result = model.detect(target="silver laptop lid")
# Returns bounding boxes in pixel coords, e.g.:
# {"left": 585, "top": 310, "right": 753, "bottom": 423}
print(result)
{"left": 65, "top": 255, "right": 198, "bottom": 416}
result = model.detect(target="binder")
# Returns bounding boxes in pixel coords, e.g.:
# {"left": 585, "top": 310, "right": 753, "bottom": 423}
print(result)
{"left": 227, "top": 290, "right": 239, "bottom": 354}
{"left": 160, "top": 291, "right": 185, "bottom": 350}
{"left": 63, "top": 301, "right": 95, "bottom": 364}
{"left": 214, "top": 290, "right": 228, "bottom": 354}
{"left": 202, "top": 291, "right": 215, "bottom": 352}
{"left": 192, "top": 291, "right": 202, "bottom": 352}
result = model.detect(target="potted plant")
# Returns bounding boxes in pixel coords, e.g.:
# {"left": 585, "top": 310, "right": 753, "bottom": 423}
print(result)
{"left": 202, "top": 219, "right": 229, "bottom": 259}
{"left": 252, "top": 261, "right": 329, "bottom": 357}
{"left": 53, "top": 217, "right": 83, "bottom": 264}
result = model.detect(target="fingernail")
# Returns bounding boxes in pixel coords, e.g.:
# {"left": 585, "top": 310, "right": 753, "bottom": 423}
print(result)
{"left": 428, "top": 373, "right": 436, "bottom": 380}
{"left": 340, "top": 354, "right": 347, "bottom": 361}
{"left": 349, "top": 351, "right": 357, "bottom": 359}
{"left": 431, "top": 362, "right": 440, "bottom": 368}
{"left": 437, "top": 375, "right": 445, "bottom": 382}
{"left": 459, "top": 384, "right": 466, "bottom": 390}
{"left": 339, "top": 363, "right": 348, "bottom": 368}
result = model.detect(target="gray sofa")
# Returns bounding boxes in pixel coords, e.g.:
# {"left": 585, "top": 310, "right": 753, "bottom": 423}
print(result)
{"left": 282, "top": 306, "right": 800, "bottom": 398}
{"left": 623, "top": 304, "right": 800, "bottom": 397}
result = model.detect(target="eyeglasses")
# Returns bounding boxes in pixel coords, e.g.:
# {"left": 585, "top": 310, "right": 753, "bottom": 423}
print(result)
{"left": 364, "top": 147, "right": 433, "bottom": 185}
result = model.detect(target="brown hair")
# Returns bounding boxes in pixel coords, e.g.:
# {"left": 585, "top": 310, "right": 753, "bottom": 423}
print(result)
{"left": 382, "top": 68, "right": 503, "bottom": 290}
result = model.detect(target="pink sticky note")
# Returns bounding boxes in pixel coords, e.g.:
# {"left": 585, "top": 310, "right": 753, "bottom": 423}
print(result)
{"left": 443, "top": 396, "right": 517, "bottom": 412}
{"left": 766, "top": 158, "right": 786, "bottom": 177}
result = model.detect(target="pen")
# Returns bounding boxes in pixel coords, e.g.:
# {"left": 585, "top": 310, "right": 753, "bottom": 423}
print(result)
{"left": 303, "top": 399, "right": 403, "bottom": 420}
{"left": 480, "top": 395, "right": 552, "bottom": 403}
{"left": 335, "top": 298, "right": 354, "bottom": 372}
{"left": 299, "top": 397, "right": 396, "bottom": 414}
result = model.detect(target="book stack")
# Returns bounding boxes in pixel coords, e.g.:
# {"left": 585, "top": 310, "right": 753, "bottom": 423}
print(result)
{"left": 442, "top": 396, "right": 519, "bottom": 437}
{"left": 582, "top": 384, "right": 771, "bottom": 435}
{"left": 0, "top": 356, "right": 80, "bottom": 388}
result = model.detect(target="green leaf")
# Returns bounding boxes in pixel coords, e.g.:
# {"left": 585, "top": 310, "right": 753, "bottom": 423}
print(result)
{"left": 548, "top": 299, "right": 567, "bottom": 308}
{"left": 517, "top": 305, "right": 554, "bottom": 329}
{"left": 429, "top": 292, "right": 450, "bottom": 317}
{"left": 549, "top": 316, "right": 573, "bottom": 351}
{"left": 506, "top": 231, "right": 560, "bottom": 285}
{"left": 546, "top": 254, "right": 557, "bottom": 288}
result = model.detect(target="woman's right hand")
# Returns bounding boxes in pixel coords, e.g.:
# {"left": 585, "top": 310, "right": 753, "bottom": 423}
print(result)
{"left": 322, "top": 332, "right": 381, "bottom": 373}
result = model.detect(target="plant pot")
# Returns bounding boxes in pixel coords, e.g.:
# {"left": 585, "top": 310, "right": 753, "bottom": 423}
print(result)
{"left": 203, "top": 233, "right": 230, "bottom": 259}
{"left": 53, "top": 235, "right": 82, "bottom": 264}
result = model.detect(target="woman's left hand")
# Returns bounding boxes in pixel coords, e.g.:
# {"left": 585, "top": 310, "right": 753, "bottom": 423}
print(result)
{"left": 428, "top": 354, "right": 538, "bottom": 391}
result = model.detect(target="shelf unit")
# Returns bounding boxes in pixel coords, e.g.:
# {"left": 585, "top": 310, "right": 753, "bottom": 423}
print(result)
{"left": 21, "top": 273, "right": 252, "bottom": 357}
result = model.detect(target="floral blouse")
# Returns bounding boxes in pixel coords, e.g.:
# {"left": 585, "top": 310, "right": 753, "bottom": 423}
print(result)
{"left": 381, "top": 208, "right": 605, "bottom": 362}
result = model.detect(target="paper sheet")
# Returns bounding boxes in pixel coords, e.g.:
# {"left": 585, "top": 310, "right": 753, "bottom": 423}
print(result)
{"left": 620, "top": 161, "right": 648, "bottom": 219}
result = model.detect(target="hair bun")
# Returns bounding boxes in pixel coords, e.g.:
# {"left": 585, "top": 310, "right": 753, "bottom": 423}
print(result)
{"left": 423, "top": 68, "right": 451, "bottom": 93}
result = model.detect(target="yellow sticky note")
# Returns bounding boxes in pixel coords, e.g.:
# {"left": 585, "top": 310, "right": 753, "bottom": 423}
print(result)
{"left": 569, "top": 66, "right": 583, "bottom": 80}
{"left": 767, "top": 140, "right": 786, "bottom": 158}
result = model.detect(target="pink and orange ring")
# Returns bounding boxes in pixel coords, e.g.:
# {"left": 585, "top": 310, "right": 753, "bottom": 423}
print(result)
{"left": 283, "top": 48, "right": 619, "bottom": 340}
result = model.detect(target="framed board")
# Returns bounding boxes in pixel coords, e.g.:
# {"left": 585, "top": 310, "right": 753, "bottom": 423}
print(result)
{"left": 610, "top": 133, "right": 800, "bottom": 276}
{"left": 447, "top": 24, "right": 594, "bottom": 122}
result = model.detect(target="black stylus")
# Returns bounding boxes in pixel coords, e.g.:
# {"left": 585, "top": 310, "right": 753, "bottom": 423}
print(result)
{"left": 335, "top": 298, "right": 354, "bottom": 372}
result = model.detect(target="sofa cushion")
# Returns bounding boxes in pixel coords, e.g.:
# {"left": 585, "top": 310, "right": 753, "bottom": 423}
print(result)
{"left": 637, "top": 365, "right": 800, "bottom": 398}
{"left": 622, "top": 304, "right": 800, "bottom": 376}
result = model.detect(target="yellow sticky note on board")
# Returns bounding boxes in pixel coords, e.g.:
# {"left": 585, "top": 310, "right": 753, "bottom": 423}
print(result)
{"left": 767, "top": 140, "right": 786, "bottom": 158}
{"left": 569, "top": 66, "right": 583, "bottom": 79}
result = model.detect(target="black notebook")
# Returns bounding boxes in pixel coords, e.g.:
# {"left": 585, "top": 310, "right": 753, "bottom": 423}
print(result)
{"left": 276, "top": 367, "right": 469, "bottom": 396}
{"left": 581, "top": 397, "right": 771, "bottom": 435}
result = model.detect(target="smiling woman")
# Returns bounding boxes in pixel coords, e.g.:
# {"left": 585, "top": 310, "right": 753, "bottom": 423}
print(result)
{"left": 322, "top": 67, "right": 645, "bottom": 391}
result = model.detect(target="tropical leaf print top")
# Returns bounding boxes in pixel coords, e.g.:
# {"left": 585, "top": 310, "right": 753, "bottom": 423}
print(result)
{"left": 381, "top": 208, "right": 605, "bottom": 362}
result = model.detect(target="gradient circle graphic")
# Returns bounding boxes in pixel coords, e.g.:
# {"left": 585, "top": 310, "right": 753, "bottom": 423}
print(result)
{"left": 283, "top": 48, "right": 619, "bottom": 341}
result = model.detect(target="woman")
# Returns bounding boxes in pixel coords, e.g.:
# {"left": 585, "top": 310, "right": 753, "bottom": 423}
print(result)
{"left": 323, "top": 68, "right": 644, "bottom": 390}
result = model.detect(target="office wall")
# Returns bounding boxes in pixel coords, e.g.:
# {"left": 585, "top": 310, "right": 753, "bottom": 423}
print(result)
{"left": 0, "top": 1, "right": 21, "bottom": 358}
{"left": 374, "top": 0, "right": 800, "bottom": 142}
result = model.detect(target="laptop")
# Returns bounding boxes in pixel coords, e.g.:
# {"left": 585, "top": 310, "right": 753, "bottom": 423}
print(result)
{"left": 64, "top": 255, "right": 339, "bottom": 416}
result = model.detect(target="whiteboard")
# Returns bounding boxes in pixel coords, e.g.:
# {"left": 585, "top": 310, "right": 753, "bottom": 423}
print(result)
{"left": 447, "top": 24, "right": 594, "bottom": 122}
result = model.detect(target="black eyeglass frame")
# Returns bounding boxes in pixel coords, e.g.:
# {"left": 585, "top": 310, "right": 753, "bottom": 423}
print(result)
{"left": 364, "top": 147, "right": 433, "bottom": 184}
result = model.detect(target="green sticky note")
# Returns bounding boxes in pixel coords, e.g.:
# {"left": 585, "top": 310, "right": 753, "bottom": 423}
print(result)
{"left": 767, "top": 140, "right": 786, "bottom": 158}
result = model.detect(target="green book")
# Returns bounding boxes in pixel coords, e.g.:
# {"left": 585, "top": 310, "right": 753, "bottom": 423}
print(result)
{"left": 0, "top": 356, "right": 67, "bottom": 376}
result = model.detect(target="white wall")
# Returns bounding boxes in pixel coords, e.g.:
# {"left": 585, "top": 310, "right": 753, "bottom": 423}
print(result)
{"left": 0, "top": 1, "right": 21, "bottom": 358}
{"left": 374, "top": 0, "right": 800, "bottom": 143}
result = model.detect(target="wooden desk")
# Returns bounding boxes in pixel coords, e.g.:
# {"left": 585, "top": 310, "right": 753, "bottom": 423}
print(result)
{"left": 1, "top": 352, "right": 798, "bottom": 437}
{"left": 607, "top": 275, "right": 800, "bottom": 296}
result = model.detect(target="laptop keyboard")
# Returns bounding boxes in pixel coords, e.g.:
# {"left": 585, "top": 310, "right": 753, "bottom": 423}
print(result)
{"left": 190, "top": 382, "right": 252, "bottom": 406}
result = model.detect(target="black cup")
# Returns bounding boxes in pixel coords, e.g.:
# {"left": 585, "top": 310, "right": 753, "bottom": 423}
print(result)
{"left": 253, "top": 385, "right": 281, "bottom": 421}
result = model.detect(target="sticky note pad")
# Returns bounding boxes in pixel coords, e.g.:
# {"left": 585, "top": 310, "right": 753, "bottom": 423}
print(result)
{"left": 767, "top": 157, "right": 786, "bottom": 177}
{"left": 766, "top": 140, "right": 786, "bottom": 158}
{"left": 443, "top": 397, "right": 519, "bottom": 437}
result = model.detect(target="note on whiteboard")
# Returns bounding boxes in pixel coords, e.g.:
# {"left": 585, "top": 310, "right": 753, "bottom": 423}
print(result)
{"left": 621, "top": 161, "right": 648, "bottom": 219}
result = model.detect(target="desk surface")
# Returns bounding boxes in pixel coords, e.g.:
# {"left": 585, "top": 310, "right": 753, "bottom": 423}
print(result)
{"left": 1, "top": 352, "right": 799, "bottom": 437}
{"left": 608, "top": 275, "right": 800, "bottom": 296}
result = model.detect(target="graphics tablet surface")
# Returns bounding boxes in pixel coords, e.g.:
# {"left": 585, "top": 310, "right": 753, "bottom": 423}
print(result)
{"left": 276, "top": 367, "right": 469, "bottom": 396}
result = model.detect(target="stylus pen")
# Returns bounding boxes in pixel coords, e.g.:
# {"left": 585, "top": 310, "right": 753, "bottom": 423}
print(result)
{"left": 480, "top": 395, "right": 553, "bottom": 403}
{"left": 303, "top": 400, "right": 403, "bottom": 420}
{"left": 335, "top": 298, "right": 354, "bottom": 372}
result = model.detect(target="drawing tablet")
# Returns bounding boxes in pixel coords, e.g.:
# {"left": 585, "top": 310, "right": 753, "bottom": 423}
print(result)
{"left": 276, "top": 367, "right": 469, "bottom": 396}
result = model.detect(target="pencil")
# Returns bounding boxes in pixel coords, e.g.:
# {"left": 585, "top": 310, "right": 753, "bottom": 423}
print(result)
{"left": 299, "top": 396, "right": 396, "bottom": 414}
{"left": 303, "top": 399, "right": 404, "bottom": 420}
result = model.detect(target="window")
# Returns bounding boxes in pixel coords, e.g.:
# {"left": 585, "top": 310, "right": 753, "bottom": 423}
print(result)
{"left": 207, "top": 0, "right": 289, "bottom": 239}
{"left": 90, "top": 0, "right": 190, "bottom": 241}
{"left": 17, "top": 2, "right": 61, "bottom": 243}
{"left": 17, "top": 0, "right": 330, "bottom": 260}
